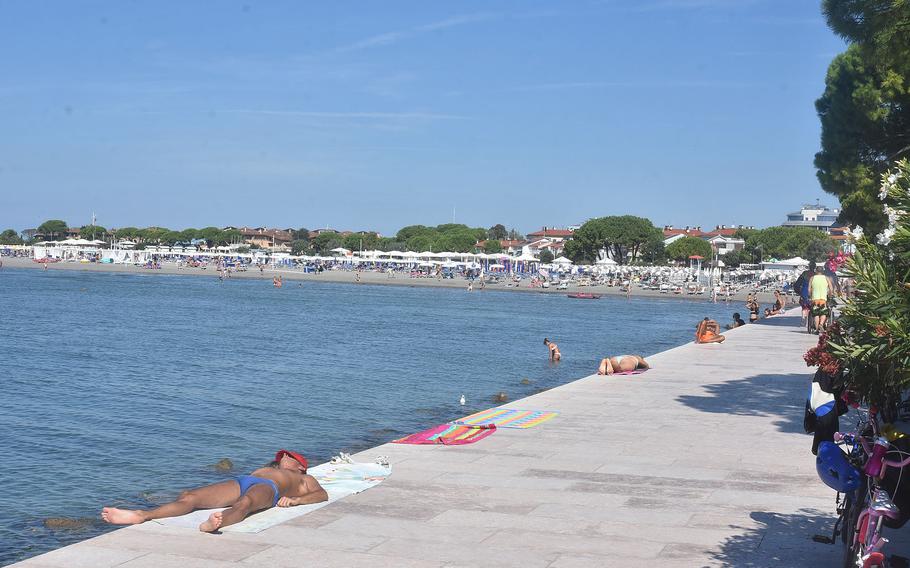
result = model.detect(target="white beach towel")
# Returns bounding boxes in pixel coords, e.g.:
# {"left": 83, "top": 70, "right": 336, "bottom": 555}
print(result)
{"left": 152, "top": 461, "right": 391, "bottom": 533}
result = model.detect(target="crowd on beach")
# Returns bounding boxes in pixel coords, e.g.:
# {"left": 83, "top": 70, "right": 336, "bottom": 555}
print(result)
{"left": 3, "top": 243, "right": 810, "bottom": 301}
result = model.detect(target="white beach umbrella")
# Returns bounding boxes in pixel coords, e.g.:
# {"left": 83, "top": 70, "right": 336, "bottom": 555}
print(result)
{"left": 552, "top": 256, "right": 573, "bottom": 265}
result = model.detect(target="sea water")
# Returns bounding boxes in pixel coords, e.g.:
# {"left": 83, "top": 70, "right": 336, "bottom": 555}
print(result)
{"left": 0, "top": 268, "right": 740, "bottom": 565}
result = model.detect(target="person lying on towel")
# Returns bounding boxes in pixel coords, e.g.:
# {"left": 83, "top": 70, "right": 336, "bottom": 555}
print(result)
{"left": 101, "top": 449, "right": 328, "bottom": 532}
{"left": 597, "top": 355, "right": 650, "bottom": 375}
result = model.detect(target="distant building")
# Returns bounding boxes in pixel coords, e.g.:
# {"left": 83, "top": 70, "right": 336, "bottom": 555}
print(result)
{"left": 526, "top": 227, "right": 574, "bottom": 240}
{"left": 523, "top": 238, "right": 565, "bottom": 258}
{"left": 474, "top": 239, "right": 523, "bottom": 254}
{"left": 782, "top": 202, "right": 840, "bottom": 233}
{"left": 237, "top": 227, "right": 293, "bottom": 249}
{"left": 662, "top": 225, "right": 750, "bottom": 255}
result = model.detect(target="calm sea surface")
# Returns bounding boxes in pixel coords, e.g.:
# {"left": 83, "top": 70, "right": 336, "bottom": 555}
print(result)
{"left": 0, "top": 267, "right": 740, "bottom": 565}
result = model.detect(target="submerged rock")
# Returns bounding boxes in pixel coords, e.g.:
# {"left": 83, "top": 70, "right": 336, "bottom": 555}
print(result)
{"left": 520, "top": 378, "right": 531, "bottom": 385}
{"left": 212, "top": 458, "right": 234, "bottom": 471}
{"left": 492, "top": 391, "right": 508, "bottom": 403}
{"left": 43, "top": 517, "right": 94, "bottom": 530}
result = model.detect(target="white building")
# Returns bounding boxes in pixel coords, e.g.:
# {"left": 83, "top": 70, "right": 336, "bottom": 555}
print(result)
{"left": 782, "top": 201, "right": 840, "bottom": 233}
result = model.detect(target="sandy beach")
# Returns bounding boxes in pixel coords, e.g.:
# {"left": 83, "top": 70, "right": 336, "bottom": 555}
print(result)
{"left": 1, "top": 256, "right": 780, "bottom": 304}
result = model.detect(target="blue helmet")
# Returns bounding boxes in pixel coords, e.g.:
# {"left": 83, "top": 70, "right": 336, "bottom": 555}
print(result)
{"left": 816, "top": 441, "right": 861, "bottom": 493}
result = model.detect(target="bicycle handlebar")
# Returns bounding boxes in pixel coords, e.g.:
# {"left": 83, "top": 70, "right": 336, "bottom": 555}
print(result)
{"left": 835, "top": 432, "right": 910, "bottom": 470}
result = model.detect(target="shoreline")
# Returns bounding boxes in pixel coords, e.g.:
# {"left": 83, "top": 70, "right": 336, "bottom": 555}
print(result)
{"left": 8, "top": 310, "right": 866, "bottom": 567}
{"left": 0, "top": 256, "right": 780, "bottom": 304}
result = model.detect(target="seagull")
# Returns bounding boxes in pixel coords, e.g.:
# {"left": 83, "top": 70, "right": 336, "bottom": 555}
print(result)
{"left": 459, "top": 394, "right": 466, "bottom": 406}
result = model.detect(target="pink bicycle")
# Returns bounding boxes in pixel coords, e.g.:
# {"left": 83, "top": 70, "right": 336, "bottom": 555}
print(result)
{"left": 827, "top": 407, "right": 910, "bottom": 568}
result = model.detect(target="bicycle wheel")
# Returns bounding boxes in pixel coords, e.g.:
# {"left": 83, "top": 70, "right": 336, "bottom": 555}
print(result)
{"left": 842, "top": 485, "right": 865, "bottom": 568}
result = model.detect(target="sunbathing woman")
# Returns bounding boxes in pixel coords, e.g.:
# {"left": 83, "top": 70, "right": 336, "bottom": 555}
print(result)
{"left": 597, "top": 355, "right": 650, "bottom": 375}
{"left": 695, "top": 318, "right": 726, "bottom": 344}
{"left": 101, "top": 450, "right": 327, "bottom": 533}
{"left": 543, "top": 338, "right": 561, "bottom": 361}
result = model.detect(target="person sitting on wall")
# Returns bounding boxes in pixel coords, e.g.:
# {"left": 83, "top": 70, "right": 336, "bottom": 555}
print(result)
{"left": 695, "top": 318, "right": 726, "bottom": 344}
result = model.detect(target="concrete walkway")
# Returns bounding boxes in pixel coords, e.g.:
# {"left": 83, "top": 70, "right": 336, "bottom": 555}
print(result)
{"left": 12, "top": 311, "right": 905, "bottom": 567}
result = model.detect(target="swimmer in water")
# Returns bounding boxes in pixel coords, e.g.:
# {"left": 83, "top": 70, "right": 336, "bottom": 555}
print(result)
{"left": 543, "top": 338, "right": 561, "bottom": 361}
{"left": 597, "top": 355, "right": 650, "bottom": 375}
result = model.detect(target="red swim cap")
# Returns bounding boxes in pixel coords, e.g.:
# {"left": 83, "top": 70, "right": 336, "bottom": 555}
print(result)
{"left": 275, "top": 449, "right": 308, "bottom": 471}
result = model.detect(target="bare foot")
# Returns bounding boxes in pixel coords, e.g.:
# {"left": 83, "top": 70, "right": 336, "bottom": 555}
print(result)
{"left": 199, "top": 511, "right": 223, "bottom": 533}
{"left": 101, "top": 507, "right": 146, "bottom": 525}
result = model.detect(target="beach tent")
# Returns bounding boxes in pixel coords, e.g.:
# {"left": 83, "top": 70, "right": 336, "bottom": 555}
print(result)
{"left": 330, "top": 247, "right": 351, "bottom": 255}
{"left": 552, "top": 256, "right": 573, "bottom": 265}
{"left": 595, "top": 257, "right": 617, "bottom": 265}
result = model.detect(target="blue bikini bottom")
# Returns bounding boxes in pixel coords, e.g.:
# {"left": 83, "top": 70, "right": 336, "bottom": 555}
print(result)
{"left": 235, "top": 475, "right": 280, "bottom": 506}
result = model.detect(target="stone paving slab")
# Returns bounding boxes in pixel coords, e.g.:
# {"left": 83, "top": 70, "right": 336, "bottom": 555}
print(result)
{"left": 12, "top": 310, "right": 910, "bottom": 567}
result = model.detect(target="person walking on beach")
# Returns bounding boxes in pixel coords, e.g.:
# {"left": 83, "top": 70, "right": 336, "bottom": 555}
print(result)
{"left": 543, "top": 338, "right": 561, "bottom": 361}
{"left": 695, "top": 318, "right": 726, "bottom": 344}
{"left": 101, "top": 450, "right": 327, "bottom": 533}
{"left": 597, "top": 355, "right": 649, "bottom": 375}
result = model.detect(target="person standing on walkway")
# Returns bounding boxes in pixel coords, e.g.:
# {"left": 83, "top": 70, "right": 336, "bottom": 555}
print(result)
{"left": 808, "top": 264, "right": 832, "bottom": 333}
{"left": 794, "top": 261, "right": 815, "bottom": 323}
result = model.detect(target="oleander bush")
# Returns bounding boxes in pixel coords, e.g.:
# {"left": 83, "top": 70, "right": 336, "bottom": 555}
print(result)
{"left": 821, "top": 160, "right": 910, "bottom": 407}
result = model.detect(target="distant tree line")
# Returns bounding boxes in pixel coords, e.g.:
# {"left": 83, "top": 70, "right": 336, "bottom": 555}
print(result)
{"left": 15, "top": 219, "right": 525, "bottom": 255}
{"left": 561, "top": 216, "right": 839, "bottom": 267}
{"left": 294, "top": 223, "right": 525, "bottom": 256}
{"left": 721, "top": 227, "right": 837, "bottom": 267}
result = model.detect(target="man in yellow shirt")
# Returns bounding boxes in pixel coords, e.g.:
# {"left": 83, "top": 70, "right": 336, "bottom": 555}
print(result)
{"left": 808, "top": 264, "right": 832, "bottom": 333}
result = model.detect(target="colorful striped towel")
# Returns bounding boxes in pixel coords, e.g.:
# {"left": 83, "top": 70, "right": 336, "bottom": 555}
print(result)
{"left": 393, "top": 423, "right": 497, "bottom": 445}
{"left": 455, "top": 408, "right": 558, "bottom": 429}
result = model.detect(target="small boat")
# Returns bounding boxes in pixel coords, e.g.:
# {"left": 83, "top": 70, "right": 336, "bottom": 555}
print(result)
{"left": 567, "top": 292, "right": 601, "bottom": 299}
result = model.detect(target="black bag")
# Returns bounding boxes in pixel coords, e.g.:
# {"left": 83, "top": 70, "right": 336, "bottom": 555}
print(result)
{"left": 806, "top": 369, "right": 847, "bottom": 455}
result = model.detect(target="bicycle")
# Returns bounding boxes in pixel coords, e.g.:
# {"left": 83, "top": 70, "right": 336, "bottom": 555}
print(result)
{"left": 818, "top": 404, "right": 910, "bottom": 567}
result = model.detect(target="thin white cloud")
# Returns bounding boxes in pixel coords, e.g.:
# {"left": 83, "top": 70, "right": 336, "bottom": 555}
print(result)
{"left": 416, "top": 13, "right": 496, "bottom": 32}
{"left": 629, "top": 0, "right": 763, "bottom": 11}
{"left": 335, "top": 31, "right": 406, "bottom": 53}
{"left": 508, "top": 79, "right": 753, "bottom": 92}
{"left": 334, "top": 12, "right": 496, "bottom": 53}
{"left": 219, "top": 109, "right": 469, "bottom": 120}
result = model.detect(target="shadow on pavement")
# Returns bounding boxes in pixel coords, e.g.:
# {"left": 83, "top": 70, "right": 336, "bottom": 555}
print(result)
{"left": 711, "top": 509, "right": 839, "bottom": 567}
{"left": 754, "top": 314, "right": 804, "bottom": 328}
{"left": 676, "top": 373, "right": 808, "bottom": 434}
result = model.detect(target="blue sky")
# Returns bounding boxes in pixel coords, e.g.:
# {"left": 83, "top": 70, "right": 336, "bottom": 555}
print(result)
{"left": 0, "top": 0, "right": 845, "bottom": 236}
